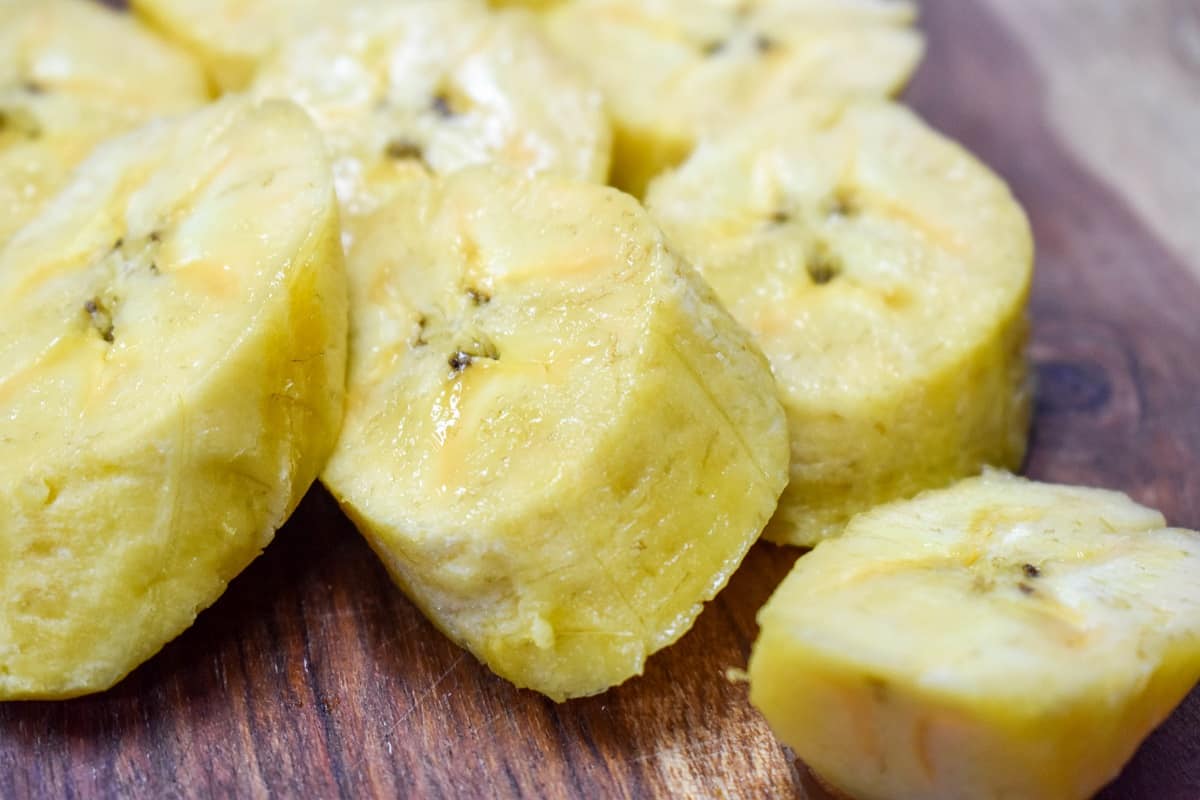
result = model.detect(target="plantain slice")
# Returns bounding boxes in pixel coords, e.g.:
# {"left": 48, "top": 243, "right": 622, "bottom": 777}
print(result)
{"left": 130, "top": 0, "right": 473, "bottom": 92}
{"left": 0, "top": 98, "right": 347, "bottom": 699}
{"left": 646, "top": 99, "right": 1033, "bottom": 547}
{"left": 489, "top": 0, "right": 563, "bottom": 9}
{"left": 250, "top": 0, "right": 610, "bottom": 223}
{"left": 750, "top": 471, "right": 1200, "bottom": 800}
{"left": 545, "top": 0, "right": 924, "bottom": 195}
{"left": 0, "top": 0, "right": 207, "bottom": 245}
{"left": 323, "top": 167, "right": 789, "bottom": 700}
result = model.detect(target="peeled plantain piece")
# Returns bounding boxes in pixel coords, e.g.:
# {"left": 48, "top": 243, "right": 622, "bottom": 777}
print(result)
{"left": 545, "top": 0, "right": 924, "bottom": 196}
{"left": 130, "top": 0, "right": 477, "bottom": 92}
{"left": 489, "top": 0, "right": 563, "bottom": 8}
{"left": 0, "top": 98, "right": 347, "bottom": 699}
{"left": 251, "top": 0, "right": 610, "bottom": 221}
{"left": 129, "top": 0, "right": 325, "bottom": 91}
{"left": 322, "top": 167, "right": 789, "bottom": 701}
{"left": 0, "top": 0, "right": 207, "bottom": 246}
{"left": 646, "top": 99, "right": 1033, "bottom": 548}
{"left": 749, "top": 471, "right": 1200, "bottom": 800}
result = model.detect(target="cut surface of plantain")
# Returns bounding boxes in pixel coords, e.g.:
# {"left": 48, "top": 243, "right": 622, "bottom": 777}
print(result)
{"left": 749, "top": 471, "right": 1200, "bottom": 800}
{"left": 251, "top": 0, "right": 610, "bottom": 223}
{"left": 545, "top": 0, "right": 924, "bottom": 196}
{"left": 129, "top": 0, "right": 471, "bottom": 92}
{"left": 489, "top": 0, "right": 563, "bottom": 8}
{"left": 322, "top": 167, "right": 789, "bottom": 701}
{"left": 646, "top": 99, "right": 1033, "bottom": 548}
{"left": 0, "top": 0, "right": 207, "bottom": 246}
{"left": 0, "top": 97, "right": 347, "bottom": 700}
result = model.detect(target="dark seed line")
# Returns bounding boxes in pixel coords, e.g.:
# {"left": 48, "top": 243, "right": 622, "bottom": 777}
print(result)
{"left": 447, "top": 336, "right": 500, "bottom": 375}
{"left": 84, "top": 298, "right": 115, "bottom": 343}
{"left": 385, "top": 139, "right": 425, "bottom": 161}
{"left": 827, "top": 189, "right": 861, "bottom": 219}
{"left": 414, "top": 314, "right": 429, "bottom": 347}
{"left": 806, "top": 247, "right": 842, "bottom": 286}
{"left": 431, "top": 94, "right": 457, "bottom": 119}
{"left": 0, "top": 109, "right": 42, "bottom": 139}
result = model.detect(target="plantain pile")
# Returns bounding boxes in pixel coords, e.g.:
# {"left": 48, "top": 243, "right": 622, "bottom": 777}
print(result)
{"left": 2, "top": 2, "right": 1197, "bottom": 799}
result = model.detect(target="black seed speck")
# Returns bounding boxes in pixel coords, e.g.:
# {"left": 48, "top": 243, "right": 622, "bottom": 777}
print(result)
{"left": 111, "top": 237, "right": 124, "bottom": 251}
{"left": 466, "top": 287, "right": 491, "bottom": 305}
{"left": 449, "top": 351, "right": 473, "bottom": 373}
{"left": 431, "top": 94, "right": 456, "bottom": 119}
{"left": 1018, "top": 582, "right": 1035, "bottom": 596}
{"left": 84, "top": 298, "right": 115, "bottom": 343}
{"left": 1022, "top": 563, "right": 1041, "bottom": 579}
{"left": 0, "top": 110, "right": 41, "bottom": 139}
{"left": 385, "top": 139, "right": 424, "bottom": 161}
{"left": 768, "top": 210, "right": 790, "bottom": 226}
{"left": 828, "top": 189, "right": 860, "bottom": 218}
{"left": 807, "top": 247, "right": 841, "bottom": 285}
{"left": 149, "top": 231, "right": 161, "bottom": 243}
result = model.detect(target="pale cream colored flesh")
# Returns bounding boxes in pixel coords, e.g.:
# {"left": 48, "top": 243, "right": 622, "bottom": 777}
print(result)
{"left": 751, "top": 471, "right": 1200, "bottom": 800}
{"left": 0, "top": 98, "right": 347, "bottom": 699}
{"left": 324, "top": 167, "right": 789, "bottom": 700}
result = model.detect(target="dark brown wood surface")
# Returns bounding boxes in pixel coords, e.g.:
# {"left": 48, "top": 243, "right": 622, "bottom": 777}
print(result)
{"left": 5, "top": 1, "right": 1200, "bottom": 797}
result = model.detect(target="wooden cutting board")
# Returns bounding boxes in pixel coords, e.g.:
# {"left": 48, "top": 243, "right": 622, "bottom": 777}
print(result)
{"left": 5, "top": 1, "right": 1200, "bottom": 797}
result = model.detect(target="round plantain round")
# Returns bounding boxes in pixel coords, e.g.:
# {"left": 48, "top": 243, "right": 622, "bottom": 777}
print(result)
{"left": 545, "top": 0, "right": 925, "bottom": 196}
{"left": 646, "top": 99, "right": 1034, "bottom": 548}
{"left": 323, "top": 167, "right": 789, "bottom": 701}
{"left": 250, "top": 0, "right": 611, "bottom": 224}
{"left": 0, "top": 97, "right": 347, "bottom": 699}
{"left": 750, "top": 471, "right": 1200, "bottom": 800}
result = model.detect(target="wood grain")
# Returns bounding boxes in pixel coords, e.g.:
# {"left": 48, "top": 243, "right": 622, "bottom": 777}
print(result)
{"left": 4, "top": 1, "right": 1200, "bottom": 798}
